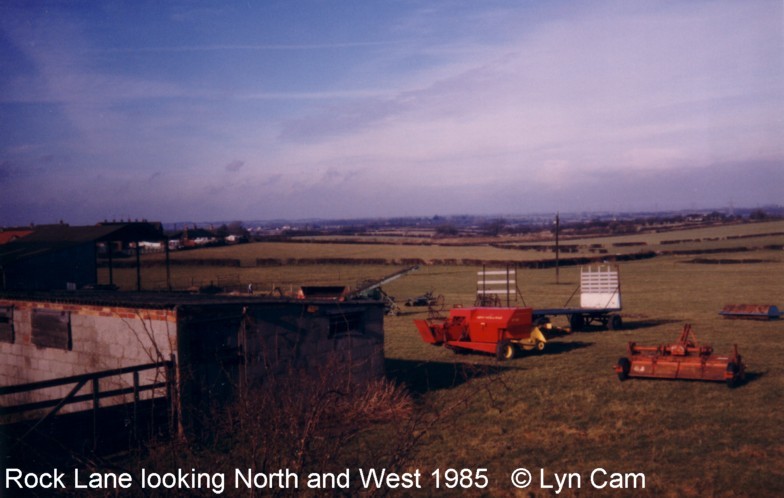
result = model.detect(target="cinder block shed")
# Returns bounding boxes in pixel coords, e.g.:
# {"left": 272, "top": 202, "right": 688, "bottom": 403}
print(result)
{"left": 0, "top": 291, "right": 385, "bottom": 440}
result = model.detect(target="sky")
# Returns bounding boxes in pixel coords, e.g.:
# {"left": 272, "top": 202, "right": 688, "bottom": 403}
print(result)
{"left": 1, "top": 0, "right": 782, "bottom": 226}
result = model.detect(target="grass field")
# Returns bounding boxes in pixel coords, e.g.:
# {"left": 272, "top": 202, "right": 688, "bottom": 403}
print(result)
{"left": 103, "top": 221, "right": 783, "bottom": 496}
{"left": 381, "top": 256, "right": 783, "bottom": 496}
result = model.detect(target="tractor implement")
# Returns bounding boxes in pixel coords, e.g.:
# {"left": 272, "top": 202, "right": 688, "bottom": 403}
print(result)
{"left": 414, "top": 307, "right": 547, "bottom": 360}
{"left": 719, "top": 304, "right": 780, "bottom": 321}
{"left": 614, "top": 324, "right": 745, "bottom": 387}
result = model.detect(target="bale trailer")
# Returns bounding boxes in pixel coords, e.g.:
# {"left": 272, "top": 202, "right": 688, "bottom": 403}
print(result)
{"left": 532, "top": 265, "right": 624, "bottom": 331}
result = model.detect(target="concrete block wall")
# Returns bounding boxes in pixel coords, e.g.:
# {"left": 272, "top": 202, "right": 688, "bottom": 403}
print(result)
{"left": 0, "top": 299, "right": 177, "bottom": 422}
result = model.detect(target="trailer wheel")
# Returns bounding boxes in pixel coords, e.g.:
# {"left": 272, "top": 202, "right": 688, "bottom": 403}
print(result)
{"left": 496, "top": 341, "right": 515, "bottom": 361}
{"left": 569, "top": 314, "right": 585, "bottom": 331}
{"left": 617, "top": 357, "right": 631, "bottom": 381}
{"left": 608, "top": 315, "right": 623, "bottom": 331}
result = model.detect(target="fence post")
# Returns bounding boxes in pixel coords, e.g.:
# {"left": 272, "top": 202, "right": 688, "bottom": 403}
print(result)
{"left": 133, "top": 371, "right": 140, "bottom": 444}
{"left": 92, "top": 378, "right": 100, "bottom": 450}
{"left": 167, "top": 354, "right": 178, "bottom": 437}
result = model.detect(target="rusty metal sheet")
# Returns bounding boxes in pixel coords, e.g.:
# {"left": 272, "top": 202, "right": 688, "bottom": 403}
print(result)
{"left": 719, "top": 304, "right": 780, "bottom": 320}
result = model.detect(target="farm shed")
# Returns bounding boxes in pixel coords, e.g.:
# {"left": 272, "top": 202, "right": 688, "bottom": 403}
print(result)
{"left": 0, "top": 291, "right": 385, "bottom": 443}
{"left": 0, "top": 222, "right": 166, "bottom": 291}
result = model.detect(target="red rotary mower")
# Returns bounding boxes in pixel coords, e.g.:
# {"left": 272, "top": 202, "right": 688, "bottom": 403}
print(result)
{"left": 614, "top": 324, "right": 745, "bottom": 387}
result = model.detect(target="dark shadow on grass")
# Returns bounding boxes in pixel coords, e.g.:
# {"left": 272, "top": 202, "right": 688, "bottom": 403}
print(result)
{"left": 610, "top": 318, "right": 682, "bottom": 331}
{"left": 539, "top": 340, "right": 593, "bottom": 355}
{"left": 734, "top": 370, "right": 765, "bottom": 387}
{"left": 385, "top": 358, "right": 511, "bottom": 395}
{"left": 390, "top": 309, "right": 426, "bottom": 317}
{"left": 567, "top": 324, "right": 610, "bottom": 334}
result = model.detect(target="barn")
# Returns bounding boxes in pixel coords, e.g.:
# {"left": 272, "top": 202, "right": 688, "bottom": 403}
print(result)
{"left": 0, "top": 222, "right": 166, "bottom": 291}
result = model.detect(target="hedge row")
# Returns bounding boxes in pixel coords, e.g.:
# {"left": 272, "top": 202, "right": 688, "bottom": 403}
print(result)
{"left": 99, "top": 258, "right": 241, "bottom": 268}
{"left": 100, "top": 245, "right": 776, "bottom": 270}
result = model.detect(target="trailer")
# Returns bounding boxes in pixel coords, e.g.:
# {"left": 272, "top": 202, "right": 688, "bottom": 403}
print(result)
{"left": 614, "top": 324, "right": 745, "bottom": 387}
{"left": 413, "top": 306, "right": 547, "bottom": 360}
{"left": 532, "top": 265, "right": 623, "bottom": 331}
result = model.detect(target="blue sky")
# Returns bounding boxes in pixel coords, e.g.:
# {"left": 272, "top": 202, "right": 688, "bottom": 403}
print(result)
{"left": 1, "top": 0, "right": 782, "bottom": 226}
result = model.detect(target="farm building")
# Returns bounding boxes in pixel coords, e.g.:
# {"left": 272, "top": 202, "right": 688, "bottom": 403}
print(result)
{"left": 0, "top": 291, "right": 385, "bottom": 450}
{"left": 0, "top": 222, "right": 166, "bottom": 291}
{"left": 0, "top": 228, "right": 34, "bottom": 245}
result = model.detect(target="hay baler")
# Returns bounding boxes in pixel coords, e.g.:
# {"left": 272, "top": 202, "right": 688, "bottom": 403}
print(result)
{"left": 414, "top": 307, "right": 547, "bottom": 360}
{"left": 614, "top": 324, "right": 745, "bottom": 387}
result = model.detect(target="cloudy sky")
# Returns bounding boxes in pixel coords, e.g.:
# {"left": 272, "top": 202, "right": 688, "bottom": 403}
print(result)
{"left": 1, "top": 1, "right": 782, "bottom": 226}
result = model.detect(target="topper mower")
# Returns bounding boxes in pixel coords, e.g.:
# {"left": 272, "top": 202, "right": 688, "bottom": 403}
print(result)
{"left": 614, "top": 324, "right": 745, "bottom": 387}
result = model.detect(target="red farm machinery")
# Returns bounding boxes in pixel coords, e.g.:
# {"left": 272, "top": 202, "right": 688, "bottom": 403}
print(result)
{"left": 614, "top": 324, "right": 745, "bottom": 387}
{"left": 414, "top": 307, "right": 548, "bottom": 360}
{"left": 412, "top": 265, "right": 624, "bottom": 360}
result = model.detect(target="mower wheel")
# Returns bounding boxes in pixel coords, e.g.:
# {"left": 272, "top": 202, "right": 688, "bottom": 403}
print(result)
{"left": 536, "top": 340, "right": 545, "bottom": 352}
{"left": 496, "top": 341, "right": 515, "bottom": 361}
{"left": 726, "top": 362, "right": 740, "bottom": 388}
{"left": 617, "top": 357, "right": 631, "bottom": 381}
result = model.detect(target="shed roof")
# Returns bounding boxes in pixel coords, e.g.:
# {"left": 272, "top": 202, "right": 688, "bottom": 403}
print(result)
{"left": 0, "top": 230, "right": 34, "bottom": 245}
{"left": 0, "top": 290, "right": 383, "bottom": 310}
{"left": 21, "top": 222, "right": 165, "bottom": 244}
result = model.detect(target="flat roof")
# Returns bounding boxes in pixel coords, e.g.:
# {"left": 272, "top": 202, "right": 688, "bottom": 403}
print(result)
{"left": 0, "top": 290, "right": 383, "bottom": 310}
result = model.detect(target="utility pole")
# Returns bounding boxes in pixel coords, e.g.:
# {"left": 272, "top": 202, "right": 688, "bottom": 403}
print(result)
{"left": 555, "top": 212, "right": 560, "bottom": 284}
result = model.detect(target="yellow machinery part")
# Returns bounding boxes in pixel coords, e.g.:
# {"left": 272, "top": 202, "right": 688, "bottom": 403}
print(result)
{"left": 518, "top": 327, "right": 547, "bottom": 351}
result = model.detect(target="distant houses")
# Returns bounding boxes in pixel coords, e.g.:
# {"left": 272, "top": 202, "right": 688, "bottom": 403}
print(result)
{"left": 170, "top": 224, "right": 249, "bottom": 249}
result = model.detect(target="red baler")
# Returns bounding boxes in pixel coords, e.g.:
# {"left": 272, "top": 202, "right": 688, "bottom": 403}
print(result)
{"left": 414, "top": 307, "right": 547, "bottom": 360}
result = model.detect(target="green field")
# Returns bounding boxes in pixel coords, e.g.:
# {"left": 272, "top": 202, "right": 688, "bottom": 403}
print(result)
{"left": 104, "top": 221, "right": 784, "bottom": 496}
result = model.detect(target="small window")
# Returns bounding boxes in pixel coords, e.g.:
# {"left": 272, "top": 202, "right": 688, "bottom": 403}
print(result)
{"left": 0, "top": 306, "right": 13, "bottom": 344}
{"left": 328, "top": 312, "right": 364, "bottom": 338}
{"left": 32, "top": 309, "right": 72, "bottom": 350}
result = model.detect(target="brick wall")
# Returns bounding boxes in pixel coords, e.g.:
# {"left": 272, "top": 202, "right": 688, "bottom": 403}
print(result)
{"left": 0, "top": 299, "right": 177, "bottom": 423}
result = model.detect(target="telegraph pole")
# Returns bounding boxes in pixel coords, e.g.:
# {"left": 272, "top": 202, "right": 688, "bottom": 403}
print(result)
{"left": 555, "top": 212, "right": 560, "bottom": 284}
